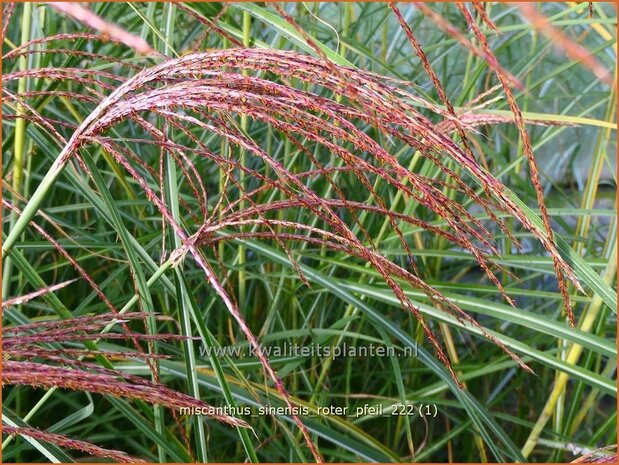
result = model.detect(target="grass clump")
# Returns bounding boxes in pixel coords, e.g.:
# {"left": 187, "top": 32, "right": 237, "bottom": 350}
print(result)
{"left": 2, "top": 2, "right": 616, "bottom": 463}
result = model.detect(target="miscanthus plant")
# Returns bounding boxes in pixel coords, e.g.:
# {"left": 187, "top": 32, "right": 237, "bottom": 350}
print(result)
{"left": 1, "top": 2, "right": 616, "bottom": 463}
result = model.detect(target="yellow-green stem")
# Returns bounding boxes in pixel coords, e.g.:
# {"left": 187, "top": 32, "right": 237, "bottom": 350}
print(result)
{"left": 238, "top": 10, "right": 251, "bottom": 310}
{"left": 553, "top": 69, "right": 616, "bottom": 457}
{"left": 3, "top": 2, "right": 33, "bottom": 301}
{"left": 521, "top": 240, "right": 617, "bottom": 458}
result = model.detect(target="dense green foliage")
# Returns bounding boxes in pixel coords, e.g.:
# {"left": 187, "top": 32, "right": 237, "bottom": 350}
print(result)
{"left": 2, "top": 2, "right": 616, "bottom": 463}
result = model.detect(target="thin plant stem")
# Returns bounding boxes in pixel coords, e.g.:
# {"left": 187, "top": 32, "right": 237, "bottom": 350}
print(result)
{"left": 237, "top": 10, "right": 251, "bottom": 311}
{"left": 3, "top": 2, "right": 32, "bottom": 301}
{"left": 521, "top": 239, "right": 617, "bottom": 457}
